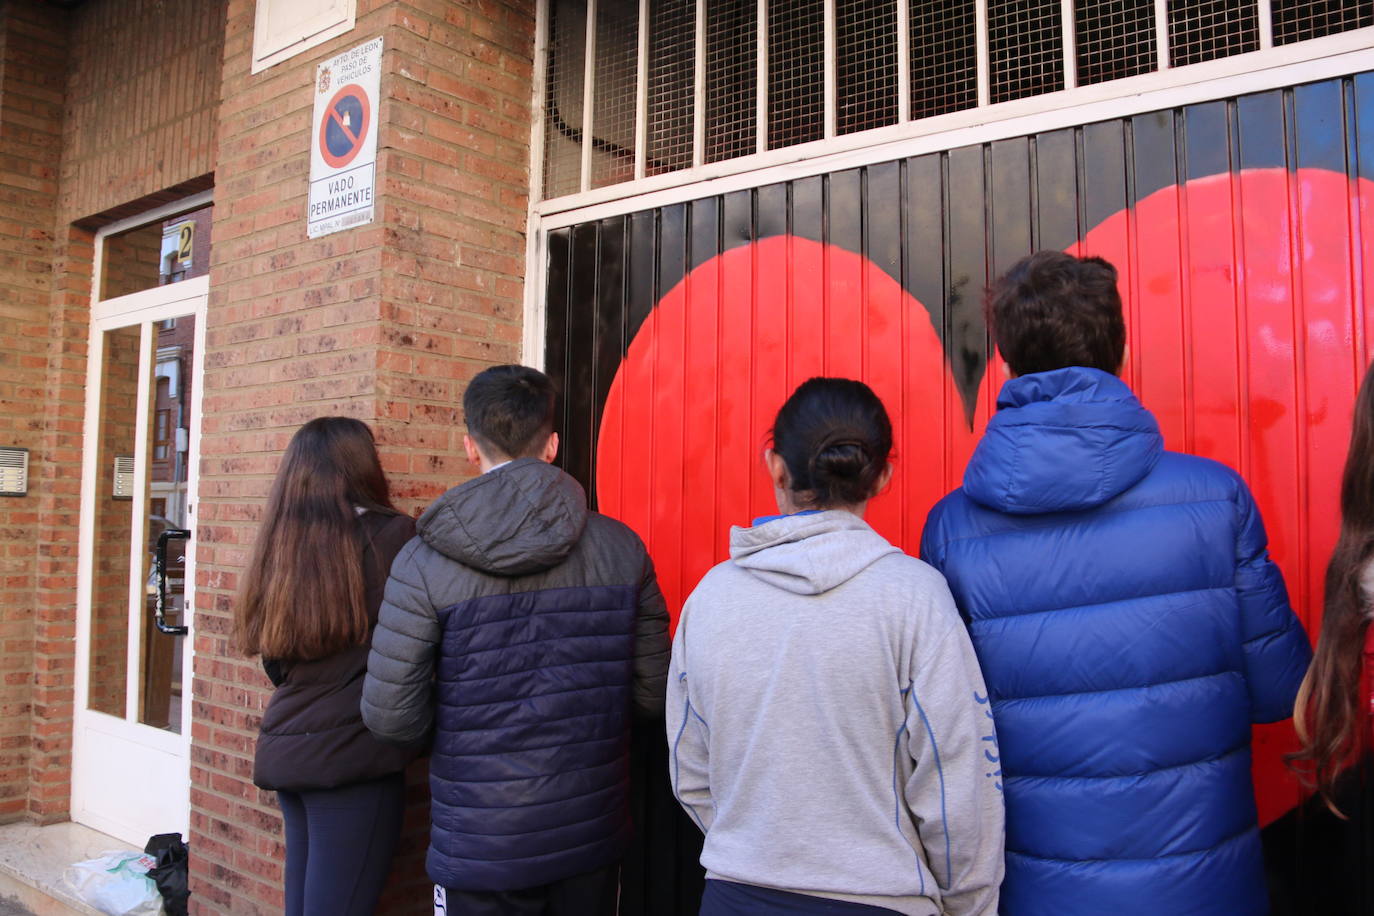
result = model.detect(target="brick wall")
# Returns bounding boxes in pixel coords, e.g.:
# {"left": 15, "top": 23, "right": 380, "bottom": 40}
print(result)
{"left": 61, "top": 0, "right": 225, "bottom": 220}
{"left": 191, "top": 0, "right": 534, "bottom": 911}
{"left": 0, "top": 1, "right": 65, "bottom": 824}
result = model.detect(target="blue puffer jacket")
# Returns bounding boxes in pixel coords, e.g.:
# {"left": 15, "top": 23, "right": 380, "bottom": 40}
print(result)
{"left": 920, "top": 367, "right": 1311, "bottom": 916}
{"left": 362, "top": 459, "right": 671, "bottom": 891}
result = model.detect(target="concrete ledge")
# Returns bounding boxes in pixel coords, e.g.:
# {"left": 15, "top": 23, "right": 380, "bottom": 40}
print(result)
{"left": 0, "top": 822, "right": 139, "bottom": 916}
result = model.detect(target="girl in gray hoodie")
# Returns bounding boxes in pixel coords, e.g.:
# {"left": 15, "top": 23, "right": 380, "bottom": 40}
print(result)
{"left": 667, "top": 378, "right": 1004, "bottom": 916}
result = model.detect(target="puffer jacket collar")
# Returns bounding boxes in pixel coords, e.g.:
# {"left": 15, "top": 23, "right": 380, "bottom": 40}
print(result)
{"left": 730, "top": 509, "right": 900, "bottom": 595}
{"left": 418, "top": 458, "right": 588, "bottom": 576}
{"left": 964, "top": 366, "right": 1163, "bottom": 515}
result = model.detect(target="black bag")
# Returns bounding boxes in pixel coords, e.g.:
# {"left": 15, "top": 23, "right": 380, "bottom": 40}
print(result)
{"left": 143, "top": 833, "right": 190, "bottom": 916}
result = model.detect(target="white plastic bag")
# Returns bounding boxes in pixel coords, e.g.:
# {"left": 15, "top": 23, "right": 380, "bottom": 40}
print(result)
{"left": 62, "top": 850, "right": 164, "bottom": 916}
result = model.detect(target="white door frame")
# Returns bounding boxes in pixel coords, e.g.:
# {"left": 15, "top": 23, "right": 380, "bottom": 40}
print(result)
{"left": 71, "top": 191, "right": 210, "bottom": 844}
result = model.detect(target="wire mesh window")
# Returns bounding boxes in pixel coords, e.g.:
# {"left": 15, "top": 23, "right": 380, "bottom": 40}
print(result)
{"left": 705, "top": 0, "right": 758, "bottom": 163}
{"left": 541, "top": 0, "right": 1373, "bottom": 200}
{"left": 647, "top": 0, "right": 695, "bottom": 176}
{"left": 1273, "top": 0, "right": 1374, "bottom": 45}
{"left": 837, "top": 0, "right": 898, "bottom": 135}
{"left": 989, "top": 0, "right": 1065, "bottom": 103}
{"left": 910, "top": 0, "right": 978, "bottom": 119}
{"left": 1168, "top": 0, "right": 1260, "bottom": 67}
{"left": 1077, "top": 0, "right": 1157, "bottom": 85}
{"left": 768, "top": 0, "right": 825, "bottom": 149}
{"left": 591, "top": 0, "right": 641, "bottom": 189}
{"left": 541, "top": 0, "right": 586, "bottom": 199}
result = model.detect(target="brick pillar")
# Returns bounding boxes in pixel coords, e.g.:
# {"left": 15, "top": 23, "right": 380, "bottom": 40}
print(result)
{"left": 192, "top": 0, "right": 534, "bottom": 911}
{"left": 0, "top": 2, "right": 67, "bottom": 824}
{"left": 30, "top": 224, "right": 92, "bottom": 823}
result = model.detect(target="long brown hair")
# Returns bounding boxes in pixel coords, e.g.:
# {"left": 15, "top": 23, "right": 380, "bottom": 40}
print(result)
{"left": 1292, "top": 364, "right": 1374, "bottom": 810}
{"left": 234, "top": 417, "right": 399, "bottom": 661}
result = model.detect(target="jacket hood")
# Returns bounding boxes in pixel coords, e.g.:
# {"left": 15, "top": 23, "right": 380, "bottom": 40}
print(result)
{"left": 729, "top": 510, "right": 900, "bottom": 595}
{"left": 417, "top": 458, "right": 588, "bottom": 575}
{"left": 963, "top": 367, "right": 1163, "bottom": 515}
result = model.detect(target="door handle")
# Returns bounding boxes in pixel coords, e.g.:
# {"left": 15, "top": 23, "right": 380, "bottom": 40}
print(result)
{"left": 154, "top": 528, "right": 190, "bottom": 635}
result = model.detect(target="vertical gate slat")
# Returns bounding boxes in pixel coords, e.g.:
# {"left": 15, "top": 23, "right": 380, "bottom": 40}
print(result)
{"left": 864, "top": 160, "right": 905, "bottom": 544}
{"left": 718, "top": 189, "right": 757, "bottom": 544}
{"left": 544, "top": 227, "right": 573, "bottom": 457}
{"left": 790, "top": 176, "right": 826, "bottom": 386}
{"left": 944, "top": 144, "right": 989, "bottom": 477}
{"left": 828, "top": 168, "right": 865, "bottom": 378}
{"left": 652, "top": 203, "right": 689, "bottom": 611}
{"left": 1181, "top": 100, "right": 1242, "bottom": 467}
{"left": 1294, "top": 80, "right": 1359, "bottom": 636}
{"left": 682, "top": 198, "right": 721, "bottom": 602}
{"left": 1354, "top": 73, "right": 1374, "bottom": 372}
{"left": 565, "top": 223, "right": 601, "bottom": 490}
{"left": 1033, "top": 127, "right": 1081, "bottom": 254}
{"left": 903, "top": 152, "right": 952, "bottom": 531}
{"left": 989, "top": 137, "right": 1032, "bottom": 278}
{"left": 1130, "top": 110, "right": 1187, "bottom": 449}
{"left": 590, "top": 215, "right": 628, "bottom": 508}
{"left": 754, "top": 182, "right": 791, "bottom": 516}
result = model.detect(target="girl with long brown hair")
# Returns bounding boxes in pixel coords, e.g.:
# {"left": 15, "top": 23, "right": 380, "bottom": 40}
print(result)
{"left": 1285, "top": 365, "right": 1374, "bottom": 913}
{"left": 236, "top": 417, "right": 420, "bottom": 916}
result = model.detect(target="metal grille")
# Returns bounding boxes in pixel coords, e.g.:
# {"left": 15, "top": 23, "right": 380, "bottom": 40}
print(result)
{"left": 591, "top": 0, "right": 641, "bottom": 189}
{"left": 543, "top": 0, "right": 587, "bottom": 198}
{"left": 647, "top": 0, "right": 696, "bottom": 175}
{"left": 768, "top": 0, "right": 825, "bottom": 149}
{"left": 1273, "top": 0, "right": 1374, "bottom": 45}
{"left": 910, "top": 0, "right": 978, "bottom": 119}
{"left": 988, "top": 0, "right": 1065, "bottom": 104}
{"left": 837, "top": 0, "right": 898, "bottom": 135}
{"left": 1168, "top": 0, "right": 1260, "bottom": 67}
{"left": 540, "top": 0, "right": 1374, "bottom": 201}
{"left": 705, "top": 0, "right": 758, "bottom": 163}
{"left": 1077, "top": 0, "right": 1158, "bottom": 85}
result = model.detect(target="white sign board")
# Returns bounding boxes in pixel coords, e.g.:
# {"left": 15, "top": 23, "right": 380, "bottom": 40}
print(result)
{"left": 308, "top": 37, "right": 382, "bottom": 238}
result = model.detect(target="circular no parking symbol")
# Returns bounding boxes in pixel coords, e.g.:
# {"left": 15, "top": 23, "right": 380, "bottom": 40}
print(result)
{"left": 318, "top": 84, "right": 371, "bottom": 169}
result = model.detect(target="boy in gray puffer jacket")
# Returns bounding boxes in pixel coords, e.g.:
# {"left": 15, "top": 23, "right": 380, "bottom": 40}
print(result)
{"left": 362, "top": 365, "right": 670, "bottom": 915}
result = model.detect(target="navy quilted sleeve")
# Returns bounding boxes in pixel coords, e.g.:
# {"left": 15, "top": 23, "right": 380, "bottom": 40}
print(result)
{"left": 632, "top": 555, "right": 670, "bottom": 719}
{"left": 1233, "top": 482, "right": 1313, "bottom": 723}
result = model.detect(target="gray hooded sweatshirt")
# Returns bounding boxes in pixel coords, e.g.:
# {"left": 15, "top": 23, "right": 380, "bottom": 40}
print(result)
{"left": 667, "top": 510, "right": 1004, "bottom": 916}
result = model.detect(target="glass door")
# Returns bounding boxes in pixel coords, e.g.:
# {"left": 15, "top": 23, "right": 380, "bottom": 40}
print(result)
{"left": 73, "top": 197, "right": 210, "bottom": 845}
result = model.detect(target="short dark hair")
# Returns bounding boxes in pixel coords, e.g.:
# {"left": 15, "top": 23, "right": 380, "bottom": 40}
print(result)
{"left": 771, "top": 377, "right": 893, "bottom": 508}
{"left": 462, "top": 365, "right": 557, "bottom": 459}
{"left": 988, "top": 251, "right": 1126, "bottom": 377}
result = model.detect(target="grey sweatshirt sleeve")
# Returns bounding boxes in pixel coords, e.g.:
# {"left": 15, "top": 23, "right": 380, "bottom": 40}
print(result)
{"left": 666, "top": 603, "right": 714, "bottom": 833}
{"left": 632, "top": 554, "right": 671, "bottom": 719}
{"left": 903, "top": 617, "right": 1005, "bottom": 916}
{"left": 362, "top": 539, "right": 440, "bottom": 745}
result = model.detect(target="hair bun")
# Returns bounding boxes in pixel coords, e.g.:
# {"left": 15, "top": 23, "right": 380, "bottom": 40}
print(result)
{"left": 809, "top": 435, "right": 870, "bottom": 480}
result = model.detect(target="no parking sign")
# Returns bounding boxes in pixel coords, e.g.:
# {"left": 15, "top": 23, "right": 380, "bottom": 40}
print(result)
{"left": 308, "top": 38, "right": 381, "bottom": 238}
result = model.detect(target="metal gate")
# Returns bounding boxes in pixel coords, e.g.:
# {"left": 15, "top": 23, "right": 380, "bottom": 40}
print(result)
{"left": 544, "top": 72, "right": 1374, "bottom": 909}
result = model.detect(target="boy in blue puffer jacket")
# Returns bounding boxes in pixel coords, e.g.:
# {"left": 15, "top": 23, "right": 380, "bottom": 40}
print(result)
{"left": 920, "top": 251, "right": 1312, "bottom": 916}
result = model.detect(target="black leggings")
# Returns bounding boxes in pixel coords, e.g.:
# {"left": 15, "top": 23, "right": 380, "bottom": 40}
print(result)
{"left": 277, "top": 773, "right": 406, "bottom": 916}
